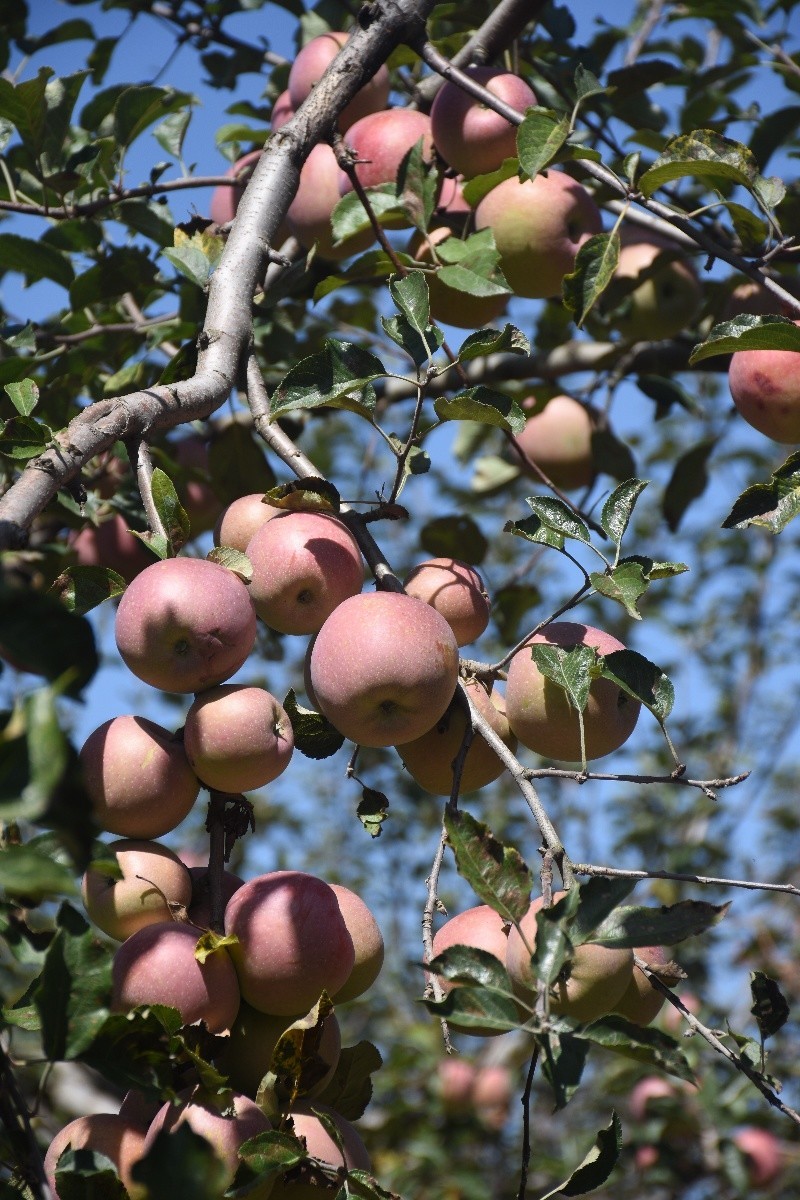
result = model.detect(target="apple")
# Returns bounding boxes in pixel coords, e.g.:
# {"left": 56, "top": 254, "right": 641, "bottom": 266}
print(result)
{"left": 112, "top": 921, "right": 241, "bottom": 1033}
{"left": 437, "top": 1057, "right": 477, "bottom": 1115}
{"left": 728, "top": 319, "right": 800, "bottom": 442}
{"left": 286, "top": 143, "right": 376, "bottom": 260}
{"left": 403, "top": 556, "right": 491, "bottom": 646}
{"left": 513, "top": 395, "right": 595, "bottom": 491}
{"left": 628, "top": 1075, "right": 679, "bottom": 1122}
{"left": 287, "top": 31, "right": 390, "bottom": 132}
{"left": 210, "top": 150, "right": 262, "bottom": 227}
{"left": 187, "top": 865, "right": 244, "bottom": 930}
{"left": 472, "top": 1064, "right": 512, "bottom": 1131}
{"left": 183, "top": 684, "right": 294, "bottom": 793}
{"left": 115, "top": 557, "right": 257, "bottom": 693}
{"left": 272, "top": 89, "right": 295, "bottom": 130}
{"left": 308, "top": 591, "right": 460, "bottom": 747}
{"left": 118, "top": 1089, "right": 163, "bottom": 1128}
{"left": 246, "top": 511, "right": 364, "bottom": 635}
{"left": 81, "top": 839, "right": 193, "bottom": 940}
{"left": 408, "top": 227, "right": 509, "bottom": 330}
{"left": 475, "top": 170, "right": 602, "bottom": 299}
{"left": 609, "top": 236, "right": 701, "bottom": 343}
{"left": 734, "top": 1126, "right": 784, "bottom": 1188}
{"left": 660, "top": 989, "right": 701, "bottom": 1033}
{"left": 435, "top": 174, "right": 470, "bottom": 218}
{"left": 272, "top": 1102, "right": 371, "bottom": 1198}
{"left": 143, "top": 1088, "right": 272, "bottom": 1196}
{"left": 398, "top": 679, "right": 516, "bottom": 796}
{"left": 613, "top": 945, "right": 680, "bottom": 1026}
{"left": 214, "top": 493, "right": 281, "bottom": 552}
{"left": 45, "top": 1114, "right": 148, "bottom": 1200}
{"left": 430, "top": 67, "right": 536, "bottom": 178}
{"left": 172, "top": 433, "right": 223, "bottom": 536}
{"left": 224, "top": 871, "right": 355, "bottom": 1015}
{"left": 430, "top": 903, "right": 512, "bottom": 1035}
{"left": 71, "top": 512, "right": 153, "bottom": 583}
{"left": 507, "top": 892, "right": 634, "bottom": 1022}
{"left": 221, "top": 1001, "right": 341, "bottom": 1099}
{"left": 338, "top": 109, "right": 434, "bottom": 196}
{"left": 79, "top": 716, "right": 200, "bottom": 839}
{"left": 328, "top": 883, "right": 384, "bottom": 1003}
{"left": 505, "top": 621, "right": 641, "bottom": 763}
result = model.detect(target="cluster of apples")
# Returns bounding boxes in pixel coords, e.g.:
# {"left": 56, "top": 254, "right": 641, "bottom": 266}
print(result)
{"left": 431, "top": 899, "right": 676, "bottom": 1034}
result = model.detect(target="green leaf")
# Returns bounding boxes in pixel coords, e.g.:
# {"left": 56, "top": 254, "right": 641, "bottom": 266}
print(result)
{"left": 316, "top": 1040, "right": 382, "bottom": 1122}
{"left": 722, "top": 451, "right": 800, "bottom": 533}
{"left": 0, "top": 69, "right": 52, "bottom": 157}
{"left": 461, "top": 158, "right": 519, "bottom": 208}
{"left": 36, "top": 902, "right": 113, "bottom": 1060}
{"left": 154, "top": 108, "right": 191, "bottom": 160}
{"left": 517, "top": 109, "right": 571, "bottom": 179}
{"left": 575, "top": 64, "right": 608, "bottom": 103}
{"left": 283, "top": 689, "right": 345, "bottom": 760}
{"left": 562, "top": 232, "right": 620, "bottom": 327}
{"left": 0, "top": 845, "right": 78, "bottom": 901}
{"left": 261, "top": 478, "right": 341, "bottom": 515}
{"left": 526, "top": 496, "right": 591, "bottom": 544}
{"left": 0, "top": 232, "right": 75, "bottom": 290}
{"left": 663, "top": 440, "right": 715, "bottom": 532}
{"left": 132, "top": 1124, "right": 230, "bottom": 1200}
{"left": 568, "top": 878, "right": 639, "bottom": 946}
{"left": 638, "top": 128, "right": 764, "bottom": 197}
{"left": 531, "top": 643, "right": 595, "bottom": 714}
{"left": 330, "top": 186, "right": 406, "bottom": 243}
{"left": 54, "top": 1148, "right": 127, "bottom": 1200}
{"left": 357, "top": 788, "right": 389, "bottom": 838}
{"left": 0, "top": 582, "right": 98, "bottom": 697}
{"left": 420, "top": 514, "right": 488, "bottom": 565}
{"left": 425, "top": 945, "right": 515, "bottom": 994}
{"left": 398, "top": 140, "right": 439, "bottom": 232}
{"left": 531, "top": 892, "right": 580, "bottom": 986}
{"left": 750, "top": 971, "right": 789, "bottom": 1040}
{"left": 457, "top": 324, "right": 530, "bottom": 362}
{"left": 112, "top": 85, "right": 193, "bottom": 148}
{"left": 590, "top": 561, "right": 648, "bottom": 620}
{"left": 600, "top": 479, "right": 649, "bottom": 546}
{"left": 381, "top": 314, "right": 441, "bottom": 367}
{"left": 578, "top": 1017, "right": 695, "bottom": 1084}
{"left": 434, "top": 386, "right": 525, "bottom": 434}
{"left": 270, "top": 340, "right": 386, "bottom": 421}
{"left": 389, "top": 271, "right": 430, "bottom": 333}
{"left": 689, "top": 314, "right": 800, "bottom": 364}
{"left": 162, "top": 244, "right": 213, "bottom": 288}
{"left": 474, "top": 455, "right": 521, "bottom": 494}
{"left": 592, "top": 899, "right": 730, "bottom": 948}
{"left": 206, "top": 546, "right": 252, "bottom": 583}
{"left": 541, "top": 1031, "right": 590, "bottom": 1110}
{"left": 4, "top": 379, "right": 38, "bottom": 416}
{"left": 591, "top": 427, "right": 637, "bottom": 483}
{"left": 149, "top": 468, "right": 190, "bottom": 555}
{"left": 231, "top": 1130, "right": 307, "bottom": 1195}
{"left": 444, "top": 808, "right": 532, "bottom": 925}
{"left": 598, "top": 648, "right": 674, "bottom": 722}
{"left": 536, "top": 1112, "right": 621, "bottom": 1199}
{"left": 423, "top": 978, "right": 522, "bottom": 1034}
{"left": 636, "top": 375, "right": 701, "bottom": 418}
{"left": 207, "top": 423, "right": 275, "bottom": 504}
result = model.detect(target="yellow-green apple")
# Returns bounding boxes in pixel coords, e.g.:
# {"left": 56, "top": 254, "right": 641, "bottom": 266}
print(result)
{"left": 221, "top": 1001, "right": 341, "bottom": 1099}
{"left": 734, "top": 1126, "right": 784, "bottom": 1188}
{"left": 505, "top": 621, "right": 641, "bottom": 762}
{"left": 328, "top": 883, "right": 384, "bottom": 1003}
{"left": 403, "top": 557, "right": 490, "bottom": 646}
{"left": 45, "top": 1114, "right": 147, "bottom": 1200}
{"left": 475, "top": 170, "right": 602, "bottom": 299}
{"left": 610, "top": 236, "right": 701, "bottom": 343}
{"left": 79, "top": 716, "right": 200, "bottom": 838}
{"left": 115, "top": 557, "right": 257, "bottom": 693}
{"left": 187, "top": 865, "right": 244, "bottom": 930}
{"left": 728, "top": 319, "right": 800, "bottom": 442}
{"left": 81, "top": 839, "right": 193, "bottom": 940}
{"left": 214, "top": 493, "right": 281, "bottom": 552}
{"left": 247, "top": 511, "right": 363, "bottom": 636}
{"left": 408, "top": 227, "right": 509, "bottom": 329}
{"left": 272, "top": 1103, "right": 371, "bottom": 1198}
{"left": 183, "top": 684, "right": 294, "bottom": 793}
{"left": 506, "top": 892, "right": 634, "bottom": 1021}
{"left": 338, "top": 110, "right": 434, "bottom": 196}
{"left": 472, "top": 1064, "right": 512, "bottom": 1130}
{"left": 142, "top": 1088, "right": 271, "bottom": 1196}
{"left": 430, "top": 67, "right": 536, "bottom": 178}
{"left": 613, "top": 946, "right": 681, "bottom": 1026}
{"left": 398, "top": 679, "right": 516, "bottom": 796}
{"left": 112, "top": 921, "right": 240, "bottom": 1033}
{"left": 286, "top": 143, "right": 375, "bottom": 260}
{"left": 224, "top": 871, "right": 355, "bottom": 1015}
{"left": 287, "top": 32, "right": 390, "bottom": 132}
{"left": 210, "top": 150, "right": 262, "bottom": 226}
{"left": 71, "top": 512, "right": 152, "bottom": 583}
{"left": 513, "top": 395, "right": 595, "bottom": 491}
{"left": 308, "top": 591, "right": 460, "bottom": 747}
{"left": 431, "top": 904, "right": 512, "bottom": 1036}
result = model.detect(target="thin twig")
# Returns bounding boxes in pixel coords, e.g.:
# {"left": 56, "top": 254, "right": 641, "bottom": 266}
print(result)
{"left": 125, "top": 438, "right": 168, "bottom": 542}
{"left": 423, "top": 827, "right": 453, "bottom": 1053}
{"left": 574, "top": 862, "right": 800, "bottom": 897}
{"left": 517, "top": 1042, "right": 541, "bottom": 1200}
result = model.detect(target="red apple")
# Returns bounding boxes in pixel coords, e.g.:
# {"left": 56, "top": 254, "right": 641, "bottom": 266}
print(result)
{"left": 431, "top": 67, "right": 536, "bottom": 178}
{"left": 472, "top": 1064, "right": 513, "bottom": 1130}
{"left": 210, "top": 150, "right": 262, "bottom": 227}
{"left": 328, "top": 883, "right": 384, "bottom": 1003}
{"left": 338, "top": 110, "right": 434, "bottom": 196}
{"left": 403, "top": 556, "right": 490, "bottom": 646}
{"left": 272, "top": 1103, "right": 371, "bottom": 1198}
{"left": 71, "top": 512, "right": 153, "bottom": 583}
{"left": 44, "top": 1114, "right": 147, "bottom": 1200}
{"left": 513, "top": 395, "right": 595, "bottom": 491}
{"left": 728, "top": 318, "right": 800, "bottom": 442}
{"left": 734, "top": 1126, "right": 784, "bottom": 1188}
{"left": 82, "top": 839, "right": 193, "bottom": 940}
{"left": 408, "top": 226, "right": 509, "bottom": 330}
{"left": 288, "top": 31, "right": 390, "bottom": 132}
{"left": 183, "top": 684, "right": 294, "bottom": 793}
{"left": 286, "top": 143, "right": 376, "bottom": 260}
{"left": 213, "top": 493, "right": 281, "bottom": 552}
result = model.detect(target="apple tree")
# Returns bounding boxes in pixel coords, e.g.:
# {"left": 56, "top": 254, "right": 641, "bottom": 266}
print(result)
{"left": 0, "top": 0, "right": 799, "bottom": 1197}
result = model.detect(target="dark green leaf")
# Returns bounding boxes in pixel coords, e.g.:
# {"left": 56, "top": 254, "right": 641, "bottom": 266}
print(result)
{"left": 0, "top": 846, "right": 78, "bottom": 901}
{"left": 590, "top": 561, "right": 648, "bottom": 620}
{"left": 722, "top": 450, "right": 800, "bottom": 533}
{"left": 638, "top": 128, "right": 763, "bottom": 196}
{"left": 530, "top": 643, "right": 596, "bottom": 714}
{"left": 592, "top": 899, "right": 730, "bottom": 948}
{"left": 131, "top": 1124, "right": 229, "bottom": 1200}
{"left": 112, "top": 85, "right": 193, "bottom": 148}
{"left": 537, "top": 1112, "right": 621, "bottom": 1199}
{"left": 420, "top": 514, "right": 488, "bottom": 565}
{"left": 517, "top": 109, "right": 571, "bottom": 179}
{"left": 526, "top": 496, "right": 590, "bottom": 544}
{"left": 600, "top": 479, "right": 649, "bottom": 546}
{"left": 457, "top": 324, "right": 530, "bottom": 362}
{"left": 270, "top": 340, "right": 386, "bottom": 421}
{"left": 0, "top": 69, "right": 52, "bottom": 156}
{"left": 579, "top": 1017, "right": 695, "bottom": 1083}
{"left": 0, "top": 232, "right": 75, "bottom": 289}
{"left": 283, "top": 689, "right": 345, "bottom": 760}
{"left": 541, "top": 1031, "right": 590, "bottom": 1110}
{"left": 150, "top": 468, "right": 190, "bottom": 555}
{"left": 4, "top": 380, "right": 38, "bottom": 417}
{"left": 54, "top": 1148, "right": 127, "bottom": 1200}
{"left": 663, "top": 440, "right": 715, "bottom": 532}
{"left": 316, "top": 1040, "right": 382, "bottom": 1122}
{"left": 531, "top": 891, "right": 580, "bottom": 986}
{"left": 598, "top": 648, "right": 674, "bottom": 721}
{"left": 381, "top": 314, "right": 440, "bottom": 367}
{"left": 568, "top": 878, "right": 639, "bottom": 946}
{"left": 444, "top": 808, "right": 532, "bottom": 925}
{"left": 70, "top": 248, "right": 158, "bottom": 310}
{"left": 636, "top": 375, "right": 701, "bottom": 418}
{"left": 750, "top": 971, "right": 789, "bottom": 1040}
{"left": 563, "top": 232, "right": 620, "bottom": 327}
{"left": 389, "top": 271, "right": 430, "bottom": 333}
{"left": 689, "top": 314, "right": 800, "bottom": 364}
{"left": 357, "top": 788, "right": 389, "bottom": 838}
{"left": 434, "top": 386, "right": 525, "bottom": 435}
{"left": 591, "top": 427, "right": 637, "bottom": 483}
{"left": 0, "top": 582, "right": 98, "bottom": 697}
{"left": 231, "top": 1130, "right": 307, "bottom": 1194}
{"left": 423, "top": 981, "right": 522, "bottom": 1034}
{"left": 425, "top": 945, "right": 514, "bottom": 994}
{"left": 207, "top": 424, "right": 275, "bottom": 504}
{"left": 37, "top": 902, "right": 113, "bottom": 1060}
